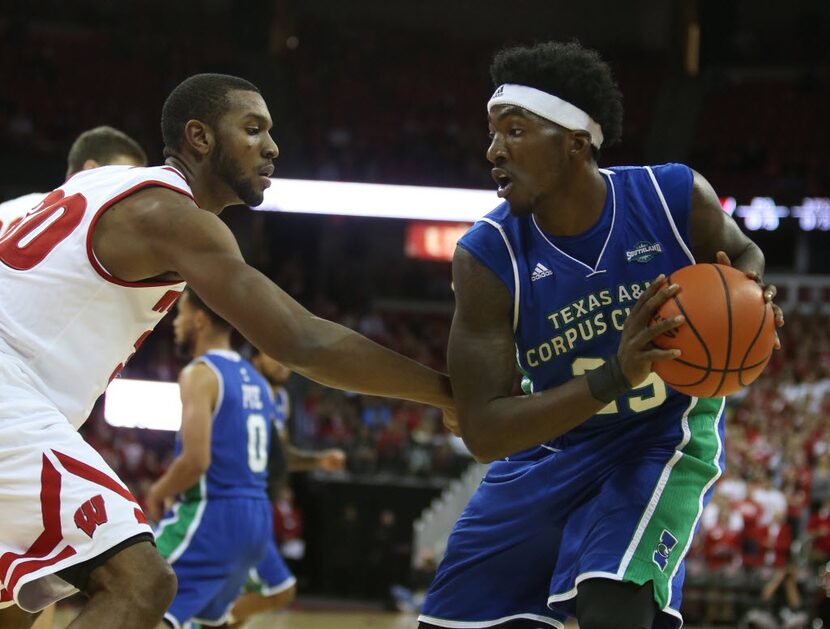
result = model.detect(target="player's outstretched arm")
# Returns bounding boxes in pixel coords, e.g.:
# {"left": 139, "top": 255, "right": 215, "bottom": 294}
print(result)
{"left": 286, "top": 444, "right": 346, "bottom": 472}
{"left": 449, "top": 247, "right": 682, "bottom": 462}
{"left": 127, "top": 191, "right": 453, "bottom": 411}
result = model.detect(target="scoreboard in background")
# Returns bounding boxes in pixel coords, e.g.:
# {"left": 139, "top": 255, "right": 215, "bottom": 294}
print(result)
{"left": 406, "top": 222, "right": 470, "bottom": 261}
{"left": 402, "top": 196, "right": 830, "bottom": 263}
{"left": 721, "top": 196, "right": 830, "bottom": 273}
{"left": 723, "top": 196, "right": 830, "bottom": 232}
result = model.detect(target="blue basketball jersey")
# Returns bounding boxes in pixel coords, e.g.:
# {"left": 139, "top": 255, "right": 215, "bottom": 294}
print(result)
{"left": 174, "top": 349, "right": 275, "bottom": 500}
{"left": 458, "top": 164, "right": 705, "bottom": 449}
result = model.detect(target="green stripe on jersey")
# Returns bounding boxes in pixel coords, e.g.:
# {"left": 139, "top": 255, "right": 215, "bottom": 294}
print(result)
{"left": 621, "top": 396, "right": 724, "bottom": 609}
{"left": 516, "top": 346, "right": 534, "bottom": 394}
{"left": 155, "top": 500, "right": 202, "bottom": 560}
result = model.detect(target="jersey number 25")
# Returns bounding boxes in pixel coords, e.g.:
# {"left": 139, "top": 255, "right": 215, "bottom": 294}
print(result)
{"left": 572, "top": 357, "right": 667, "bottom": 414}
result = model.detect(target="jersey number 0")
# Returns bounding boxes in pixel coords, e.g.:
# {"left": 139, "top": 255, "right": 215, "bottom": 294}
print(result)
{"left": 246, "top": 413, "right": 269, "bottom": 473}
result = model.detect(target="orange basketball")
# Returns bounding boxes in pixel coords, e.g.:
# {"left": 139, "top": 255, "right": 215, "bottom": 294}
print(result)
{"left": 651, "top": 263, "right": 776, "bottom": 398}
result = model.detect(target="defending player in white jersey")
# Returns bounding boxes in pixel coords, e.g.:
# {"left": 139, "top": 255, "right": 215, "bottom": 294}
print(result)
{"left": 0, "top": 73, "right": 454, "bottom": 629}
{"left": 0, "top": 125, "right": 146, "bottom": 629}
{"left": 0, "top": 126, "right": 146, "bottom": 236}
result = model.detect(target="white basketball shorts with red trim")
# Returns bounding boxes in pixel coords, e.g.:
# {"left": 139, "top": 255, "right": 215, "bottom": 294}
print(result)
{"left": 0, "top": 358, "right": 152, "bottom": 612}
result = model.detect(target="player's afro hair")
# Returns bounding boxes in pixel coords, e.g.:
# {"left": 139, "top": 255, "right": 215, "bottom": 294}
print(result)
{"left": 161, "top": 73, "right": 260, "bottom": 154}
{"left": 490, "top": 41, "right": 623, "bottom": 151}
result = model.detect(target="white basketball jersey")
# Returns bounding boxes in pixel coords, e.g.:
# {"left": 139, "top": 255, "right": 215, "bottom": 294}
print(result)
{"left": 0, "top": 165, "right": 191, "bottom": 428}
{"left": 0, "top": 192, "right": 46, "bottom": 237}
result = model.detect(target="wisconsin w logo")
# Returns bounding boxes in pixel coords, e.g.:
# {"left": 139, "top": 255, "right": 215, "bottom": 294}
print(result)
{"left": 652, "top": 529, "right": 678, "bottom": 571}
{"left": 74, "top": 494, "right": 108, "bottom": 538}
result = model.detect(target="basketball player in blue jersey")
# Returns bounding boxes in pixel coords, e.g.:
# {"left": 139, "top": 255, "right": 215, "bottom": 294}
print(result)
{"left": 419, "top": 41, "right": 784, "bottom": 629}
{"left": 227, "top": 352, "right": 346, "bottom": 627}
{"left": 147, "top": 287, "right": 285, "bottom": 628}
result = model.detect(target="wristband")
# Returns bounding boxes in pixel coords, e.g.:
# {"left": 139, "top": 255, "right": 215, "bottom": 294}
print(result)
{"left": 586, "top": 355, "right": 632, "bottom": 403}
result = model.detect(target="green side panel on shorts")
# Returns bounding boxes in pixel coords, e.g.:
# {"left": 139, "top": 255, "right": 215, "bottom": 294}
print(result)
{"left": 155, "top": 500, "right": 202, "bottom": 559}
{"left": 243, "top": 568, "right": 265, "bottom": 594}
{"left": 622, "top": 396, "right": 723, "bottom": 609}
{"left": 183, "top": 480, "right": 203, "bottom": 502}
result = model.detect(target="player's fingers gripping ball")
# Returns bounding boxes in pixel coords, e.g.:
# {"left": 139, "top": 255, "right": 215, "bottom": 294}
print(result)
{"left": 650, "top": 263, "right": 776, "bottom": 398}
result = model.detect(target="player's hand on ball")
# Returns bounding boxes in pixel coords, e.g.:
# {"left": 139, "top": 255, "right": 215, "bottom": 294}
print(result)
{"left": 716, "top": 250, "right": 784, "bottom": 349}
{"left": 317, "top": 449, "right": 346, "bottom": 471}
{"left": 617, "top": 274, "right": 684, "bottom": 387}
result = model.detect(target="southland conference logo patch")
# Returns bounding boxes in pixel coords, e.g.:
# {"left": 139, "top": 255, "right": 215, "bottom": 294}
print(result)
{"left": 625, "top": 241, "right": 663, "bottom": 263}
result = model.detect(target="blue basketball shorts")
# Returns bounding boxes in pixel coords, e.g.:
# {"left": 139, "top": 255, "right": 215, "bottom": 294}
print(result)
{"left": 155, "top": 495, "right": 272, "bottom": 628}
{"left": 243, "top": 537, "right": 296, "bottom": 596}
{"left": 420, "top": 397, "right": 725, "bottom": 628}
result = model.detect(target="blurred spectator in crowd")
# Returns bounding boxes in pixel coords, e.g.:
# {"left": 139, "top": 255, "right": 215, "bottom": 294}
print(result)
{"left": 741, "top": 562, "right": 809, "bottom": 629}
{"left": 368, "top": 509, "right": 407, "bottom": 604}
{"left": 814, "top": 454, "right": 830, "bottom": 506}
{"left": 702, "top": 506, "right": 743, "bottom": 571}
{"left": 274, "top": 485, "right": 305, "bottom": 569}
{"left": 348, "top": 424, "right": 380, "bottom": 473}
{"left": 809, "top": 499, "right": 830, "bottom": 567}
{"left": 329, "top": 503, "right": 365, "bottom": 597}
{"left": 815, "top": 562, "right": 830, "bottom": 628}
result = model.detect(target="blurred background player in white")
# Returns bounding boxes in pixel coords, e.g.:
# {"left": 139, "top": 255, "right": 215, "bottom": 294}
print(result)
{"left": 0, "top": 126, "right": 146, "bottom": 236}
{"left": 226, "top": 351, "right": 346, "bottom": 627}
{"left": 0, "top": 73, "right": 453, "bottom": 629}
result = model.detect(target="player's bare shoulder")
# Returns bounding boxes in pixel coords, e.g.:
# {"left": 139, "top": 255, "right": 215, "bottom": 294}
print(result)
{"left": 178, "top": 360, "right": 220, "bottom": 406}
{"left": 179, "top": 359, "right": 218, "bottom": 388}
{"left": 92, "top": 180, "right": 233, "bottom": 284}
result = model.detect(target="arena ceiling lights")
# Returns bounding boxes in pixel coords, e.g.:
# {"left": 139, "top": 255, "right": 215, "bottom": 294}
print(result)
{"left": 258, "top": 178, "right": 830, "bottom": 232}
{"left": 258, "top": 178, "right": 498, "bottom": 222}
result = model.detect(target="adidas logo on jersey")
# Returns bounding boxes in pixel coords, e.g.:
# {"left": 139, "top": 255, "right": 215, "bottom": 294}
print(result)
{"left": 530, "top": 262, "right": 553, "bottom": 281}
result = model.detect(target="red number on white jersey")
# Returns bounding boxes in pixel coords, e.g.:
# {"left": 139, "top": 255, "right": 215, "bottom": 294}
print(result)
{"left": 0, "top": 190, "right": 86, "bottom": 270}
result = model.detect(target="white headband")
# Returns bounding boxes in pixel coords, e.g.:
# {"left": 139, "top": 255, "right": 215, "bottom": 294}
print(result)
{"left": 487, "top": 84, "right": 604, "bottom": 149}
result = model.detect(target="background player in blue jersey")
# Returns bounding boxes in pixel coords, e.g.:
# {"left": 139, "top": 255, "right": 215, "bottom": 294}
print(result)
{"left": 147, "top": 287, "right": 285, "bottom": 628}
{"left": 419, "top": 42, "right": 784, "bottom": 629}
{"left": 227, "top": 352, "right": 346, "bottom": 627}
